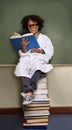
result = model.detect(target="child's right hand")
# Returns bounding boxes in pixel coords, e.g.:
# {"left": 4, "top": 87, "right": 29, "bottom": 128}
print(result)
{"left": 20, "top": 38, "right": 29, "bottom": 53}
{"left": 20, "top": 38, "right": 29, "bottom": 48}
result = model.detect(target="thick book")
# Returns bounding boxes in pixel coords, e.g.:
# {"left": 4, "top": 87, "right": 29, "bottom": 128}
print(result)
{"left": 33, "top": 95, "right": 50, "bottom": 102}
{"left": 23, "top": 122, "right": 48, "bottom": 126}
{"left": 9, "top": 32, "right": 40, "bottom": 51}
{"left": 37, "top": 83, "right": 47, "bottom": 89}
{"left": 23, "top": 118, "right": 48, "bottom": 124}
{"left": 24, "top": 110, "right": 50, "bottom": 117}
{"left": 24, "top": 103, "right": 50, "bottom": 107}
{"left": 24, "top": 106, "right": 50, "bottom": 111}
{"left": 22, "top": 95, "right": 50, "bottom": 105}
{"left": 24, "top": 115, "right": 49, "bottom": 119}
{"left": 34, "top": 89, "right": 48, "bottom": 95}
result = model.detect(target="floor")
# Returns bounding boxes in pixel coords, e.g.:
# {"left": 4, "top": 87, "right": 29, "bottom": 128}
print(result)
{"left": 0, "top": 114, "right": 72, "bottom": 130}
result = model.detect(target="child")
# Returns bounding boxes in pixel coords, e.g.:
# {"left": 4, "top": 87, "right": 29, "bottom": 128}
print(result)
{"left": 14, "top": 15, "right": 54, "bottom": 105}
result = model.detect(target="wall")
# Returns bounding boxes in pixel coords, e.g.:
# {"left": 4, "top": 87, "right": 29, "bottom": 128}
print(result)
{"left": 47, "top": 65, "right": 72, "bottom": 106}
{"left": 0, "top": 0, "right": 72, "bottom": 64}
{"left": 0, "top": 65, "right": 72, "bottom": 108}
{"left": 0, "top": 66, "right": 22, "bottom": 108}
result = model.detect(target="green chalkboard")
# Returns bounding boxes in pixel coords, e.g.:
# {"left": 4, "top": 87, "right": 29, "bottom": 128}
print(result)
{"left": 0, "top": 0, "right": 72, "bottom": 64}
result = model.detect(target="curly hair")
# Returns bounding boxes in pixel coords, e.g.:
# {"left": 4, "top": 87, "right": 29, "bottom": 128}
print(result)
{"left": 21, "top": 15, "right": 44, "bottom": 31}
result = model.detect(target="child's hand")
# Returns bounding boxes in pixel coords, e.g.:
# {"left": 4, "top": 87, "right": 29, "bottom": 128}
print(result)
{"left": 20, "top": 38, "right": 29, "bottom": 53}
{"left": 20, "top": 38, "right": 29, "bottom": 48}
{"left": 31, "top": 48, "right": 43, "bottom": 53}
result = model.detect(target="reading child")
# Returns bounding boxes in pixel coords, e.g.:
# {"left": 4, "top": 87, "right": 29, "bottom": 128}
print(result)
{"left": 14, "top": 15, "right": 54, "bottom": 105}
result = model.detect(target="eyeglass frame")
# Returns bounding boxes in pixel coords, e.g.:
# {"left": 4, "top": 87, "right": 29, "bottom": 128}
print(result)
{"left": 28, "top": 24, "right": 38, "bottom": 28}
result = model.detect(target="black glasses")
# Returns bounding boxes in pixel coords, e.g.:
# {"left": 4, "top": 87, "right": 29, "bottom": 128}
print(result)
{"left": 28, "top": 24, "right": 38, "bottom": 28}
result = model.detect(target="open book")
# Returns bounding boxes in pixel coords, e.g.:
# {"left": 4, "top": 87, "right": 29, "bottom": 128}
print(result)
{"left": 9, "top": 32, "right": 40, "bottom": 51}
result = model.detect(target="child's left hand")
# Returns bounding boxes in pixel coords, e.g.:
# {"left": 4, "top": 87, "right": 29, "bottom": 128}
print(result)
{"left": 31, "top": 48, "right": 43, "bottom": 53}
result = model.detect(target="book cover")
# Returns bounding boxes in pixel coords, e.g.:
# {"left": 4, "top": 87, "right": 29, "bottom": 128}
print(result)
{"left": 9, "top": 32, "right": 40, "bottom": 51}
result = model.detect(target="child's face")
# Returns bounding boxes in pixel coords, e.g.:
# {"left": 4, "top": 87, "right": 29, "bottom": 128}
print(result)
{"left": 27, "top": 20, "right": 39, "bottom": 35}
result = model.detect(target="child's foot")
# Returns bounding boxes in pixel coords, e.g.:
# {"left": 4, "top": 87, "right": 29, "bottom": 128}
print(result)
{"left": 22, "top": 93, "right": 34, "bottom": 105}
{"left": 21, "top": 92, "right": 26, "bottom": 98}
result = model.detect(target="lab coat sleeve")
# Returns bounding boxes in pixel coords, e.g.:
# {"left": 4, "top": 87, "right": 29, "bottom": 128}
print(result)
{"left": 41, "top": 37, "right": 54, "bottom": 61}
{"left": 18, "top": 50, "right": 30, "bottom": 57}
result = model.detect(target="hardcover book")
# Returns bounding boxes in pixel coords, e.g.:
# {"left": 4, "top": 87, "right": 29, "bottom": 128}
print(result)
{"left": 23, "top": 122, "right": 48, "bottom": 126}
{"left": 24, "top": 115, "right": 49, "bottom": 119}
{"left": 24, "top": 110, "right": 50, "bottom": 117}
{"left": 9, "top": 32, "right": 40, "bottom": 51}
{"left": 24, "top": 103, "right": 50, "bottom": 107}
{"left": 23, "top": 118, "right": 48, "bottom": 124}
{"left": 24, "top": 106, "right": 50, "bottom": 111}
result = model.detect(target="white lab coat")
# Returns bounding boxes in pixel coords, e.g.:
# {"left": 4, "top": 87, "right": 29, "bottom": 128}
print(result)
{"left": 14, "top": 33, "right": 54, "bottom": 78}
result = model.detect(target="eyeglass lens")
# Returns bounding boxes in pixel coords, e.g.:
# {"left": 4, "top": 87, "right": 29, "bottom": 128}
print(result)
{"left": 28, "top": 24, "right": 38, "bottom": 28}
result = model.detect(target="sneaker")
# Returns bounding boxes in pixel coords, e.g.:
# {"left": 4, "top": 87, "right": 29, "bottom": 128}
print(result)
{"left": 21, "top": 92, "right": 26, "bottom": 98}
{"left": 23, "top": 93, "right": 34, "bottom": 105}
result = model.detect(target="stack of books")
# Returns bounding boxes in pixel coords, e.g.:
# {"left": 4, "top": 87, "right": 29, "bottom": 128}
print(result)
{"left": 22, "top": 75, "right": 50, "bottom": 126}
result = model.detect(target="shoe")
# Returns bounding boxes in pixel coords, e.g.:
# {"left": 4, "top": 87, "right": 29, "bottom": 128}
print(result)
{"left": 21, "top": 92, "right": 26, "bottom": 98}
{"left": 22, "top": 93, "right": 34, "bottom": 105}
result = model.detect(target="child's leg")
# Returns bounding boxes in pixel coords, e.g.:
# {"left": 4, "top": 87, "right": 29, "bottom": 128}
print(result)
{"left": 20, "top": 77, "right": 34, "bottom": 93}
{"left": 30, "top": 70, "right": 41, "bottom": 91}
{"left": 21, "top": 70, "right": 41, "bottom": 93}
{"left": 20, "top": 71, "right": 41, "bottom": 105}
{"left": 20, "top": 77, "right": 35, "bottom": 105}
